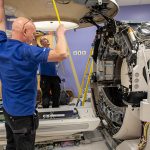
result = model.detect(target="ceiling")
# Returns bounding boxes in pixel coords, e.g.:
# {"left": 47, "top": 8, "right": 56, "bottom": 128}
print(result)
{"left": 4, "top": 0, "right": 119, "bottom": 28}
{"left": 4, "top": 0, "right": 150, "bottom": 28}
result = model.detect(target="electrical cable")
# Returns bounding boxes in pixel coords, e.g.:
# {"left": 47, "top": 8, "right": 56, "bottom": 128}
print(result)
{"left": 138, "top": 122, "right": 150, "bottom": 150}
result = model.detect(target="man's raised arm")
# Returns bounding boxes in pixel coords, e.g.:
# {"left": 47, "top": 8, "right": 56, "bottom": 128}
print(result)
{"left": 0, "top": 0, "right": 6, "bottom": 31}
{"left": 47, "top": 24, "right": 68, "bottom": 62}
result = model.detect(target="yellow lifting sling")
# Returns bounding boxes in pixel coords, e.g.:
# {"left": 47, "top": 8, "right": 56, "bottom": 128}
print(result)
{"left": 51, "top": 0, "right": 80, "bottom": 93}
{"left": 76, "top": 47, "right": 93, "bottom": 106}
{"left": 77, "top": 48, "right": 93, "bottom": 106}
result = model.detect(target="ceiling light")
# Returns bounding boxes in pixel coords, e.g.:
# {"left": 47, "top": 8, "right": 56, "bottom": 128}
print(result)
{"left": 34, "top": 21, "right": 79, "bottom": 31}
{"left": 56, "top": 0, "right": 71, "bottom": 4}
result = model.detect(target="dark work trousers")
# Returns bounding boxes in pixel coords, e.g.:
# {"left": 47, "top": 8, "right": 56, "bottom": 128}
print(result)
{"left": 40, "top": 75, "right": 61, "bottom": 108}
{"left": 3, "top": 108, "right": 39, "bottom": 150}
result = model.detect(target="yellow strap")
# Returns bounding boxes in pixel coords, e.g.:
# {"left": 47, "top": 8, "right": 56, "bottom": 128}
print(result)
{"left": 68, "top": 46, "right": 81, "bottom": 91}
{"left": 51, "top": 0, "right": 80, "bottom": 93}
{"left": 51, "top": 0, "right": 61, "bottom": 24}
{"left": 78, "top": 48, "right": 93, "bottom": 100}
{"left": 82, "top": 60, "right": 93, "bottom": 106}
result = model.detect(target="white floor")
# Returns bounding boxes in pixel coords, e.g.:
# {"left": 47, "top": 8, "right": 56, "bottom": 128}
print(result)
{"left": 54, "top": 141, "right": 109, "bottom": 150}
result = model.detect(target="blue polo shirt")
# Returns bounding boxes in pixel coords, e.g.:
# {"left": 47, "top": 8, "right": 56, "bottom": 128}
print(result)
{"left": 39, "top": 62, "right": 57, "bottom": 76}
{"left": 0, "top": 30, "right": 50, "bottom": 116}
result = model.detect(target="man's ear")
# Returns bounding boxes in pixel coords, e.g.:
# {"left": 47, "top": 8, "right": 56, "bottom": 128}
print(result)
{"left": 23, "top": 28, "right": 27, "bottom": 37}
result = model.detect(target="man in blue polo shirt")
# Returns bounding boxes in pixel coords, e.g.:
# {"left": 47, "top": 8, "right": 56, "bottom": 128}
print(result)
{"left": 0, "top": 0, "right": 68, "bottom": 149}
{"left": 39, "top": 37, "right": 61, "bottom": 108}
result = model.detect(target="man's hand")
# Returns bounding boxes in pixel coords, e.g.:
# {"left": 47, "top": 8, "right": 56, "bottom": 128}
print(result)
{"left": 56, "top": 24, "right": 66, "bottom": 37}
{"left": 47, "top": 24, "right": 68, "bottom": 62}
{"left": 0, "top": 0, "right": 6, "bottom": 31}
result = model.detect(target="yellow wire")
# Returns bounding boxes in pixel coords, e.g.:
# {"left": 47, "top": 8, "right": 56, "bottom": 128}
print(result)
{"left": 138, "top": 122, "right": 150, "bottom": 150}
{"left": 51, "top": 0, "right": 80, "bottom": 93}
{"left": 51, "top": 0, "right": 61, "bottom": 24}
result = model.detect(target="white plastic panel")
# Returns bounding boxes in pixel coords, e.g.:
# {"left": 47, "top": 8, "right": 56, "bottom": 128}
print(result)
{"left": 113, "top": 105, "right": 141, "bottom": 140}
